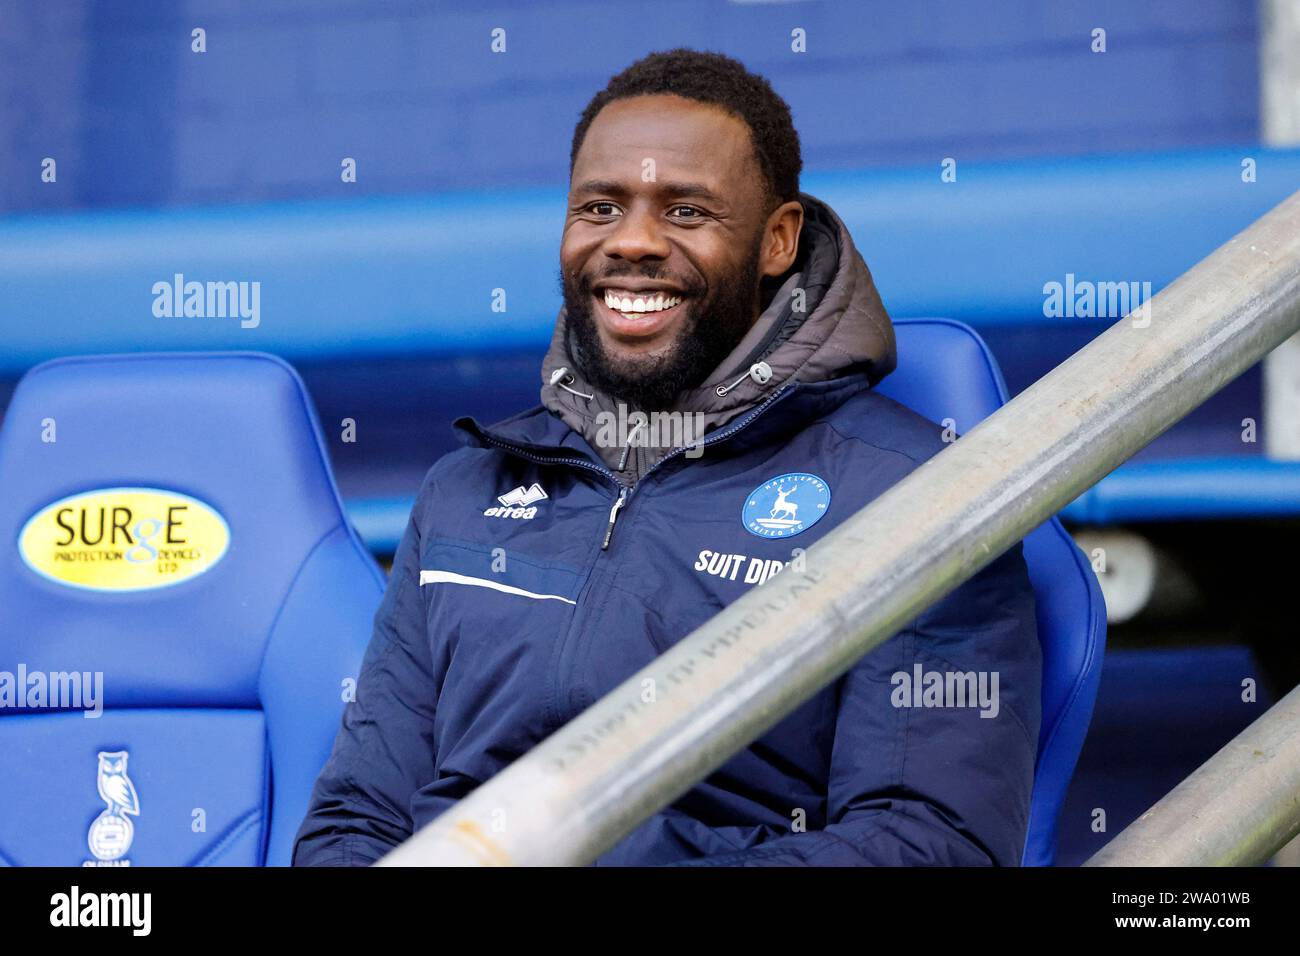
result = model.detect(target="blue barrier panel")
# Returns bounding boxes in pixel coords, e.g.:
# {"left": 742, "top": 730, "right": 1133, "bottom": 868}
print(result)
{"left": 1061, "top": 457, "right": 1300, "bottom": 524}
{"left": 2, "top": 147, "right": 1298, "bottom": 375}
{"left": 0, "top": 189, "right": 562, "bottom": 373}
{"left": 818, "top": 148, "right": 1300, "bottom": 322}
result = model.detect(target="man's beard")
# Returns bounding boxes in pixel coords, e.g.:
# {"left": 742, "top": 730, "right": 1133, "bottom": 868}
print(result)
{"left": 561, "top": 238, "right": 763, "bottom": 412}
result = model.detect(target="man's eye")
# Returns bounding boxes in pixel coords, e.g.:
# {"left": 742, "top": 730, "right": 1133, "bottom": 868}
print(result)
{"left": 670, "top": 205, "right": 702, "bottom": 219}
{"left": 587, "top": 202, "right": 621, "bottom": 217}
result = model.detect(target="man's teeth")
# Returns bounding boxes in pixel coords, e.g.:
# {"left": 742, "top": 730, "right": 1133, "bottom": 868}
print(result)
{"left": 602, "top": 290, "right": 683, "bottom": 313}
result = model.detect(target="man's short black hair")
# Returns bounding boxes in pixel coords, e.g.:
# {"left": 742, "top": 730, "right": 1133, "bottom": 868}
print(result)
{"left": 570, "top": 49, "right": 802, "bottom": 207}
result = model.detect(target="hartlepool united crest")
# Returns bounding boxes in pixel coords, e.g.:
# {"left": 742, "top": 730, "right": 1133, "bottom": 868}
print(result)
{"left": 742, "top": 472, "right": 831, "bottom": 539}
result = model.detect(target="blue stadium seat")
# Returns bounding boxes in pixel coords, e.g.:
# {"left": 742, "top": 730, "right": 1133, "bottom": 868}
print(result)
{"left": 0, "top": 352, "right": 384, "bottom": 866}
{"left": 876, "top": 319, "right": 1107, "bottom": 866}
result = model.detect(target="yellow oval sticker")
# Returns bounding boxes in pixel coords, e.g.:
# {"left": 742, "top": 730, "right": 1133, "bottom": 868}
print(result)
{"left": 19, "top": 487, "right": 229, "bottom": 592}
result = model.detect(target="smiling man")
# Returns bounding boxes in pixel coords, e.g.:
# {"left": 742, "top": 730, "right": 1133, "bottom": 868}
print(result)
{"left": 294, "top": 50, "right": 1042, "bottom": 867}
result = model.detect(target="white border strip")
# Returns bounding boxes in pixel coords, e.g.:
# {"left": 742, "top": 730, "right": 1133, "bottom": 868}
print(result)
{"left": 419, "top": 569, "right": 576, "bottom": 605}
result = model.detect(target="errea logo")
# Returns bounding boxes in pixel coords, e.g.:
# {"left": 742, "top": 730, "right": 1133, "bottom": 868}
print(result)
{"left": 485, "top": 483, "right": 547, "bottom": 519}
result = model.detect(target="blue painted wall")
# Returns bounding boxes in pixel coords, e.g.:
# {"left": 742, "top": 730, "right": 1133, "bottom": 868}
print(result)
{"left": 1, "top": 0, "right": 1260, "bottom": 213}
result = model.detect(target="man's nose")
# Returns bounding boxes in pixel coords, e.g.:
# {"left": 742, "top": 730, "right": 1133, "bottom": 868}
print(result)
{"left": 602, "top": 207, "right": 670, "bottom": 261}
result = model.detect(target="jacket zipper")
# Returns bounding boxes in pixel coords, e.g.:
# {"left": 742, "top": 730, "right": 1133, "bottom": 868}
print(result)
{"left": 601, "top": 489, "right": 628, "bottom": 550}
{"left": 473, "top": 383, "right": 797, "bottom": 731}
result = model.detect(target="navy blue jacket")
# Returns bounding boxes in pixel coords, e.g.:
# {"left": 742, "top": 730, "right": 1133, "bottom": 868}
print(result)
{"left": 293, "top": 371, "right": 1042, "bottom": 866}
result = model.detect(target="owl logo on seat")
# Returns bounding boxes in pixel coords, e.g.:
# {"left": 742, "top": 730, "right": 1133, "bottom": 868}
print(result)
{"left": 86, "top": 751, "right": 140, "bottom": 866}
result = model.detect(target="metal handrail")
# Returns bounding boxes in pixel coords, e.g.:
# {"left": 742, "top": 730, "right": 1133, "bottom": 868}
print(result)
{"left": 1087, "top": 682, "right": 1300, "bottom": 866}
{"left": 379, "top": 190, "right": 1300, "bottom": 867}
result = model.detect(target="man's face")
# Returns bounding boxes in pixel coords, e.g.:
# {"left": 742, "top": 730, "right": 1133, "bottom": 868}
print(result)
{"left": 561, "top": 94, "right": 799, "bottom": 410}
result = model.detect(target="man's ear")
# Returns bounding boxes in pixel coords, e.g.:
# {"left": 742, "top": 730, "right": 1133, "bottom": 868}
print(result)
{"left": 759, "top": 200, "right": 804, "bottom": 278}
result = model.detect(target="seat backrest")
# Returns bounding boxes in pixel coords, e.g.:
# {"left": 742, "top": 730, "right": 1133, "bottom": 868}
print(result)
{"left": 0, "top": 352, "right": 383, "bottom": 866}
{"left": 874, "top": 319, "right": 1107, "bottom": 866}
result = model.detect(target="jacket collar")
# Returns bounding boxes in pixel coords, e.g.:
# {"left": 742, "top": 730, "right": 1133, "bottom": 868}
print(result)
{"left": 453, "top": 371, "right": 875, "bottom": 482}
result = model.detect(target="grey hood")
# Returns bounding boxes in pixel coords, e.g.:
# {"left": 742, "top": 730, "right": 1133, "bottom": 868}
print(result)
{"left": 539, "top": 193, "right": 896, "bottom": 483}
